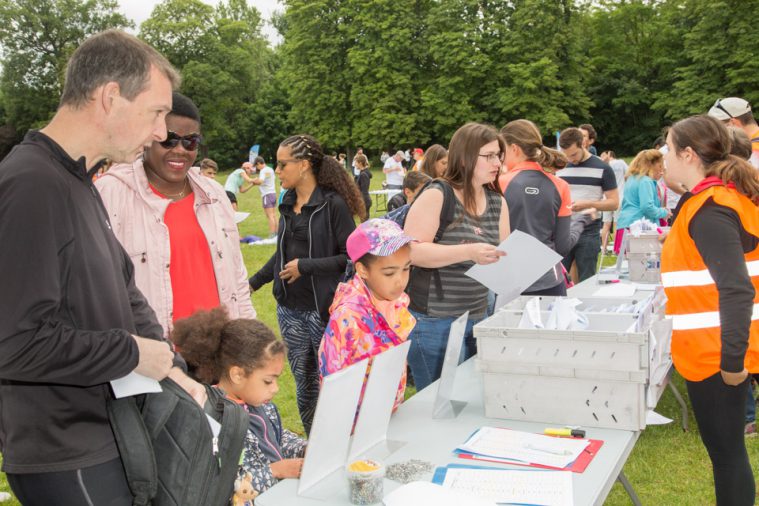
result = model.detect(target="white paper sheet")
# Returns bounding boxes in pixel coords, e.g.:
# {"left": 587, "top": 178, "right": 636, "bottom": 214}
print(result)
{"left": 441, "top": 468, "right": 573, "bottom": 506}
{"left": 592, "top": 283, "right": 637, "bottom": 298}
{"left": 383, "top": 481, "right": 496, "bottom": 506}
{"left": 298, "top": 359, "right": 369, "bottom": 495}
{"left": 458, "top": 427, "right": 589, "bottom": 469}
{"left": 465, "top": 230, "right": 563, "bottom": 304}
{"left": 234, "top": 212, "right": 250, "bottom": 224}
{"left": 206, "top": 414, "right": 221, "bottom": 438}
{"left": 518, "top": 297, "right": 544, "bottom": 329}
{"left": 646, "top": 410, "right": 673, "bottom": 425}
{"left": 110, "top": 372, "right": 162, "bottom": 398}
{"left": 349, "top": 341, "right": 411, "bottom": 459}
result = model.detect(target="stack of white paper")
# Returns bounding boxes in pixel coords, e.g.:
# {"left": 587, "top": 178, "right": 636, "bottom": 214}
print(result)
{"left": 457, "top": 427, "right": 589, "bottom": 469}
{"left": 442, "top": 468, "right": 573, "bottom": 506}
{"left": 383, "top": 481, "right": 496, "bottom": 506}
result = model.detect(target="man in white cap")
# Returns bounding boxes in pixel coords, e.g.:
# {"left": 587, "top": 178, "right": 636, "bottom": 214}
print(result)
{"left": 383, "top": 150, "right": 406, "bottom": 189}
{"left": 708, "top": 97, "right": 759, "bottom": 168}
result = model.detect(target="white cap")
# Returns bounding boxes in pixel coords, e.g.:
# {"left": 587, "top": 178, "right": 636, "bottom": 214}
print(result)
{"left": 708, "top": 97, "right": 752, "bottom": 120}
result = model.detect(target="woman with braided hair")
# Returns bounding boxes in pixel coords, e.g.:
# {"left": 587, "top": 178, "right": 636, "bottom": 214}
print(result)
{"left": 249, "top": 134, "right": 365, "bottom": 434}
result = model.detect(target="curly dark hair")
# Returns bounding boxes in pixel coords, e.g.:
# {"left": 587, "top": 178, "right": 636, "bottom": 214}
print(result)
{"left": 170, "top": 307, "right": 286, "bottom": 384}
{"left": 281, "top": 134, "right": 367, "bottom": 220}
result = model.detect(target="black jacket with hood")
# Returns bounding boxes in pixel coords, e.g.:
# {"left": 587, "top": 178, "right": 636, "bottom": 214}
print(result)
{"left": 0, "top": 131, "right": 183, "bottom": 473}
{"left": 249, "top": 186, "right": 356, "bottom": 323}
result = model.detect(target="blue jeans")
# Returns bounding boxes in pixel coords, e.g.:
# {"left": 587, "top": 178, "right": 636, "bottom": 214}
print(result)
{"left": 562, "top": 221, "right": 601, "bottom": 282}
{"left": 407, "top": 310, "right": 482, "bottom": 392}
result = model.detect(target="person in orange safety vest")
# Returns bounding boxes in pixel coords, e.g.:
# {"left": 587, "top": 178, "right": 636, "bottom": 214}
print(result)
{"left": 662, "top": 114, "right": 759, "bottom": 506}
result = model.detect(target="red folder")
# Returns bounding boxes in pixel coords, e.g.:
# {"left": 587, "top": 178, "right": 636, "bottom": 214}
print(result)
{"left": 456, "top": 437, "right": 604, "bottom": 473}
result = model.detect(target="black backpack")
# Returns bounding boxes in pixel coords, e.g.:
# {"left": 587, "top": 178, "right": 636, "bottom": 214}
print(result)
{"left": 108, "top": 378, "right": 248, "bottom": 506}
{"left": 404, "top": 180, "right": 457, "bottom": 312}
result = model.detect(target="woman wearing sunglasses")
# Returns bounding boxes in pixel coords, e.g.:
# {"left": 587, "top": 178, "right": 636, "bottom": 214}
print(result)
{"left": 96, "top": 92, "right": 256, "bottom": 337}
{"left": 248, "top": 134, "right": 366, "bottom": 435}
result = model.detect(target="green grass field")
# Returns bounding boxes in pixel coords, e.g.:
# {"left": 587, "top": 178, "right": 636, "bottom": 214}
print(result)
{"left": 1, "top": 166, "right": 757, "bottom": 505}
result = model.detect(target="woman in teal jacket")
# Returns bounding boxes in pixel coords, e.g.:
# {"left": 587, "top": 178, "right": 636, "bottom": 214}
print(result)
{"left": 614, "top": 149, "right": 671, "bottom": 253}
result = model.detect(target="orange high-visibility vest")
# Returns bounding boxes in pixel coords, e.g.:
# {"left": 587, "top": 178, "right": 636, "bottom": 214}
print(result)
{"left": 661, "top": 183, "right": 759, "bottom": 381}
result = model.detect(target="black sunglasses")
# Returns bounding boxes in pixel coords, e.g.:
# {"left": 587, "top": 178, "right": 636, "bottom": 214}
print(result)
{"left": 713, "top": 99, "right": 734, "bottom": 119}
{"left": 159, "top": 131, "right": 202, "bottom": 151}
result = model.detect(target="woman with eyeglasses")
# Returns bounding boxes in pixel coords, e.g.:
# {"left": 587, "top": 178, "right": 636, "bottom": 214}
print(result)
{"left": 96, "top": 91, "right": 256, "bottom": 337}
{"left": 248, "top": 134, "right": 366, "bottom": 434}
{"left": 403, "top": 122, "right": 510, "bottom": 391}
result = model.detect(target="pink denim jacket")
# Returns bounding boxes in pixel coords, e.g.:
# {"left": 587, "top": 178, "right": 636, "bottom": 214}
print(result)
{"left": 95, "top": 161, "right": 256, "bottom": 335}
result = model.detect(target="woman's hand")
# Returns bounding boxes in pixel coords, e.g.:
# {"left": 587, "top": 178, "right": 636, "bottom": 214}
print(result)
{"left": 721, "top": 368, "right": 749, "bottom": 386}
{"left": 468, "top": 243, "right": 506, "bottom": 265}
{"left": 279, "top": 259, "right": 302, "bottom": 284}
{"left": 271, "top": 458, "right": 304, "bottom": 479}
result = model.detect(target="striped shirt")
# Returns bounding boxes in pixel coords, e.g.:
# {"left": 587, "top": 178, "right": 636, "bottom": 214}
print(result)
{"left": 426, "top": 189, "right": 503, "bottom": 318}
{"left": 556, "top": 155, "right": 617, "bottom": 205}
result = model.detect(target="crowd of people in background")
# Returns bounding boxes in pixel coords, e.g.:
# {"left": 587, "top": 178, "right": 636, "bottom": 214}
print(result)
{"left": 2, "top": 28, "right": 759, "bottom": 506}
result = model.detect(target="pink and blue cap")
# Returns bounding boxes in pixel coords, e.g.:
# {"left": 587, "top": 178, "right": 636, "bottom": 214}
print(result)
{"left": 346, "top": 219, "right": 416, "bottom": 262}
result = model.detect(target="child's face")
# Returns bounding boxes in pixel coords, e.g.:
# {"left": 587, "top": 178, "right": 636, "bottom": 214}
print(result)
{"left": 201, "top": 168, "right": 216, "bottom": 179}
{"left": 406, "top": 186, "right": 424, "bottom": 204}
{"left": 234, "top": 354, "right": 284, "bottom": 407}
{"left": 357, "top": 246, "right": 412, "bottom": 301}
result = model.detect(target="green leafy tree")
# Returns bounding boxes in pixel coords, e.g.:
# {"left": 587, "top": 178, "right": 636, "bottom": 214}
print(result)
{"left": 653, "top": 0, "right": 759, "bottom": 120}
{"left": 486, "top": 0, "right": 591, "bottom": 136}
{"left": 345, "top": 0, "right": 428, "bottom": 150}
{"left": 584, "top": 0, "right": 673, "bottom": 154}
{"left": 420, "top": 0, "right": 488, "bottom": 143}
{"left": 0, "top": 0, "right": 130, "bottom": 148}
{"left": 140, "top": 0, "right": 275, "bottom": 168}
{"left": 139, "top": 0, "right": 216, "bottom": 69}
{"left": 278, "top": 0, "right": 353, "bottom": 150}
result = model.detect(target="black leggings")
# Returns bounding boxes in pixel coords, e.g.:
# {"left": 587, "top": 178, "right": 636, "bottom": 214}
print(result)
{"left": 7, "top": 457, "right": 132, "bottom": 506}
{"left": 687, "top": 372, "right": 756, "bottom": 506}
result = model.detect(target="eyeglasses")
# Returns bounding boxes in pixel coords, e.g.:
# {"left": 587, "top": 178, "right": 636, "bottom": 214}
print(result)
{"left": 276, "top": 158, "right": 300, "bottom": 170}
{"left": 478, "top": 152, "right": 504, "bottom": 164}
{"left": 712, "top": 99, "right": 734, "bottom": 119}
{"left": 159, "top": 131, "right": 202, "bottom": 151}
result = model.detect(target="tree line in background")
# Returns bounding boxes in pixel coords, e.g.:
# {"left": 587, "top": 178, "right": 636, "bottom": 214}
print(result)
{"left": 0, "top": 0, "right": 756, "bottom": 168}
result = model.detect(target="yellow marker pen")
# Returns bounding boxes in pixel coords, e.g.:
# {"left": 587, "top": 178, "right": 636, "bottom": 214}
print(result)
{"left": 545, "top": 427, "right": 586, "bottom": 438}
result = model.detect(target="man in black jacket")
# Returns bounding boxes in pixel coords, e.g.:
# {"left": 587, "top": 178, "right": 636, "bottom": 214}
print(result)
{"left": 0, "top": 30, "right": 204, "bottom": 505}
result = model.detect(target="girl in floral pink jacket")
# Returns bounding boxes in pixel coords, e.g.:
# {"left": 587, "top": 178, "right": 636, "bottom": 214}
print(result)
{"left": 318, "top": 219, "right": 417, "bottom": 411}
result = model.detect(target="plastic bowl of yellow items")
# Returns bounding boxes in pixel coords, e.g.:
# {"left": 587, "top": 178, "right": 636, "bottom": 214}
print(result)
{"left": 346, "top": 459, "right": 385, "bottom": 505}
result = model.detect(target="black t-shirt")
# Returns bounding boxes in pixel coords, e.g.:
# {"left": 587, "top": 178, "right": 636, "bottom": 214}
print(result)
{"left": 283, "top": 211, "right": 317, "bottom": 310}
{"left": 557, "top": 155, "right": 617, "bottom": 226}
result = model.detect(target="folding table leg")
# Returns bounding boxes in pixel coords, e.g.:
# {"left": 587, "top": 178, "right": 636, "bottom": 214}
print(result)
{"left": 668, "top": 381, "right": 689, "bottom": 432}
{"left": 617, "top": 470, "right": 642, "bottom": 506}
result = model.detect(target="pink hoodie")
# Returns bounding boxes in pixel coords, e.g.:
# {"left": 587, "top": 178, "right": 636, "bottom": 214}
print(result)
{"left": 96, "top": 160, "right": 255, "bottom": 336}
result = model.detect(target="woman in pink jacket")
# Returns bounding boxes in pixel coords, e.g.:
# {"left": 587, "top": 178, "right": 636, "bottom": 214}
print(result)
{"left": 96, "top": 92, "right": 255, "bottom": 336}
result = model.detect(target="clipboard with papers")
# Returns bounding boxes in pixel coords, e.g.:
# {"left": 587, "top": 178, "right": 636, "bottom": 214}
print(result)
{"left": 454, "top": 427, "right": 603, "bottom": 473}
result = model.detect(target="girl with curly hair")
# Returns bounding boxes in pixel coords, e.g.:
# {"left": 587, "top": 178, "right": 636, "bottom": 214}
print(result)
{"left": 172, "top": 308, "right": 305, "bottom": 501}
{"left": 249, "top": 134, "right": 365, "bottom": 434}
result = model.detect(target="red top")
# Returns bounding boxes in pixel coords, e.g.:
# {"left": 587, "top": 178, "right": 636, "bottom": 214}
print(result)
{"left": 151, "top": 186, "right": 220, "bottom": 322}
